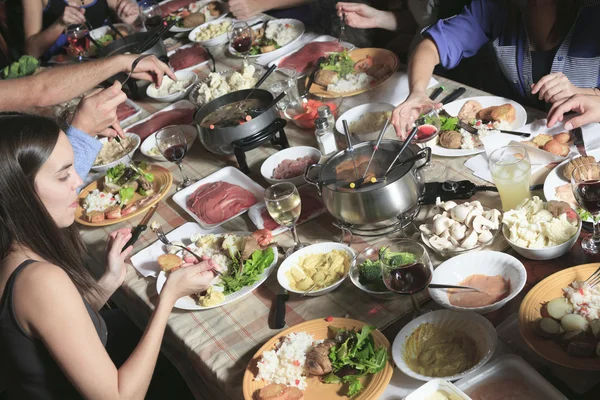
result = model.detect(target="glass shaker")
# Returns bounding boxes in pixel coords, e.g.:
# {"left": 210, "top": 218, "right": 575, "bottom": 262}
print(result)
{"left": 317, "top": 105, "right": 335, "bottom": 127}
{"left": 314, "top": 117, "right": 338, "bottom": 156}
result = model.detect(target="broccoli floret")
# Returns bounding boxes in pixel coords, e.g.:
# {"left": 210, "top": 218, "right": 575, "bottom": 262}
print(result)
{"left": 358, "top": 260, "right": 388, "bottom": 292}
{"left": 379, "top": 247, "right": 416, "bottom": 267}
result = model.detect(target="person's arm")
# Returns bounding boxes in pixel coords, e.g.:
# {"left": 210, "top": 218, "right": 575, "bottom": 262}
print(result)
{"left": 532, "top": 72, "right": 599, "bottom": 104}
{"left": 336, "top": 3, "right": 397, "bottom": 31}
{"left": 0, "top": 54, "right": 175, "bottom": 111}
{"left": 547, "top": 94, "right": 600, "bottom": 129}
{"left": 106, "top": 0, "right": 140, "bottom": 25}
{"left": 15, "top": 262, "right": 214, "bottom": 399}
{"left": 65, "top": 125, "right": 102, "bottom": 183}
{"left": 229, "top": 0, "right": 309, "bottom": 20}
{"left": 22, "top": 0, "right": 86, "bottom": 58}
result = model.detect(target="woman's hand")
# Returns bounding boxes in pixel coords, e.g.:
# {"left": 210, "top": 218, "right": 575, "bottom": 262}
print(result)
{"left": 391, "top": 92, "right": 442, "bottom": 139}
{"left": 531, "top": 72, "right": 583, "bottom": 104}
{"left": 116, "top": 0, "right": 139, "bottom": 25}
{"left": 547, "top": 94, "right": 600, "bottom": 129}
{"left": 70, "top": 81, "right": 128, "bottom": 138}
{"left": 104, "top": 228, "right": 134, "bottom": 286}
{"left": 228, "top": 0, "right": 262, "bottom": 20}
{"left": 161, "top": 262, "right": 216, "bottom": 303}
{"left": 336, "top": 2, "right": 396, "bottom": 31}
{"left": 59, "top": 4, "right": 86, "bottom": 27}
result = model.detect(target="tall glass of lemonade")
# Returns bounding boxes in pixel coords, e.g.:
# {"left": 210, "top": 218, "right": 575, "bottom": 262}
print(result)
{"left": 489, "top": 144, "right": 531, "bottom": 211}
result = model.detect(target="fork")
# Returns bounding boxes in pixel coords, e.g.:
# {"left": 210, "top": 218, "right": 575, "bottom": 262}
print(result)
{"left": 584, "top": 266, "right": 600, "bottom": 288}
{"left": 439, "top": 110, "right": 531, "bottom": 138}
{"left": 152, "top": 224, "right": 223, "bottom": 276}
{"left": 119, "top": 54, "right": 153, "bottom": 86}
{"left": 339, "top": 12, "right": 347, "bottom": 43}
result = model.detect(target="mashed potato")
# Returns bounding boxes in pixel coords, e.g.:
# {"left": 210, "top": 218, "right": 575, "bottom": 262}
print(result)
{"left": 93, "top": 136, "right": 135, "bottom": 166}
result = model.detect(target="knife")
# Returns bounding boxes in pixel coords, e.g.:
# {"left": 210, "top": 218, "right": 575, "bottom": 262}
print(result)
{"left": 273, "top": 287, "right": 289, "bottom": 329}
{"left": 440, "top": 87, "right": 466, "bottom": 105}
{"left": 573, "top": 127, "right": 587, "bottom": 157}
{"left": 122, "top": 204, "right": 158, "bottom": 251}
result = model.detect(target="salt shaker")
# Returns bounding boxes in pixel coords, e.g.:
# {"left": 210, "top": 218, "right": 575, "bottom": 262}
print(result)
{"left": 314, "top": 117, "right": 337, "bottom": 156}
{"left": 317, "top": 105, "right": 335, "bottom": 127}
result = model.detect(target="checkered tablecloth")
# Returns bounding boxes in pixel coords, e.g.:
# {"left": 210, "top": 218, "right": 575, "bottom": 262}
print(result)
{"left": 79, "top": 35, "right": 548, "bottom": 399}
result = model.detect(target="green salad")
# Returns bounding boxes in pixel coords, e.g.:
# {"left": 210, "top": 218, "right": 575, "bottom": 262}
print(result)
{"left": 321, "top": 50, "right": 355, "bottom": 77}
{"left": 440, "top": 115, "right": 459, "bottom": 132}
{"left": 219, "top": 247, "right": 275, "bottom": 294}
{"left": 2, "top": 55, "right": 39, "bottom": 79}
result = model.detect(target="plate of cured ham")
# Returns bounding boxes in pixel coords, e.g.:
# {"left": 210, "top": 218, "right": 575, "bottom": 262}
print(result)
{"left": 172, "top": 166, "right": 264, "bottom": 229}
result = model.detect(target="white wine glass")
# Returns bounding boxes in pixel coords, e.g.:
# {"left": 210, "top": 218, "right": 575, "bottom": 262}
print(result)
{"left": 264, "top": 182, "right": 306, "bottom": 256}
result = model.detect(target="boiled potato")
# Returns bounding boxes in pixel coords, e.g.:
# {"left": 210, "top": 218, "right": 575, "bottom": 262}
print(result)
{"left": 296, "top": 277, "right": 314, "bottom": 291}
{"left": 547, "top": 297, "right": 574, "bottom": 320}
{"left": 561, "top": 313, "right": 589, "bottom": 332}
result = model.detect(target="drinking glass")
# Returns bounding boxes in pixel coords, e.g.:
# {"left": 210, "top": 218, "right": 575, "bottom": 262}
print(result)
{"left": 489, "top": 144, "right": 531, "bottom": 211}
{"left": 264, "top": 182, "right": 306, "bottom": 256}
{"left": 139, "top": 0, "right": 163, "bottom": 30}
{"left": 268, "top": 68, "right": 299, "bottom": 111}
{"left": 380, "top": 239, "right": 432, "bottom": 317}
{"left": 65, "top": 24, "right": 89, "bottom": 61}
{"left": 400, "top": 102, "right": 445, "bottom": 181}
{"left": 571, "top": 162, "right": 600, "bottom": 253}
{"left": 155, "top": 126, "right": 195, "bottom": 191}
{"left": 228, "top": 21, "right": 254, "bottom": 62}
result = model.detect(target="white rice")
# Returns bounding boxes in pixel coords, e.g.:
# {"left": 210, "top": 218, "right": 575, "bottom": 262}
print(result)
{"left": 327, "top": 72, "right": 374, "bottom": 94}
{"left": 266, "top": 22, "right": 298, "bottom": 47}
{"left": 563, "top": 281, "right": 600, "bottom": 321}
{"left": 255, "top": 332, "right": 316, "bottom": 390}
{"left": 83, "top": 189, "right": 118, "bottom": 212}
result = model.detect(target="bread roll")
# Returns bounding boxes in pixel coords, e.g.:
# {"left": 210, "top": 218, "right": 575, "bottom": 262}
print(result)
{"left": 554, "top": 132, "right": 571, "bottom": 144}
{"left": 543, "top": 140, "right": 569, "bottom": 157}
{"left": 563, "top": 156, "right": 597, "bottom": 180}
{"left": 532, "top": 133, "right": 553, "bottom": 148}
{"left": 158, "top": 254, "right": 183, "bottom": 272}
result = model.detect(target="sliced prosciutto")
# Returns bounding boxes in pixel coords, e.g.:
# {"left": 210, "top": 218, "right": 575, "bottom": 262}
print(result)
{"left": 279, "top": 41, "right": 346, "bottom": 74}
{"left": 187, "top": 181, "right": 257, "bottom": 225}
{"left": 116, "top": 103, "right": 136, "bottom": 121}
{"left": 169, "top": 45, "right": 208, "bottom": 71}
{"left": 126, "top": 108, "right": 195, "bottom": 141}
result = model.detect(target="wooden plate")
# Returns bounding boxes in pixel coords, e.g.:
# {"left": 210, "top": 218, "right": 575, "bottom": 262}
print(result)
{"left": 307, "top": 48, "right": 399, "bottom": 98}
{"left": 518, "top": 263, "right": 600, "bottom": 370}
{"left": 75, "top": 164, "right": 172, "bottom": 227}
{"left": 242, "top": 318, "right": 394, "bottom": 400}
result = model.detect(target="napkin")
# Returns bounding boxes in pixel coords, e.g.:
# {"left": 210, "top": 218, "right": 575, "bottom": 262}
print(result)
{"left": 581, "top": 121, "right": 600, "bottom": 151}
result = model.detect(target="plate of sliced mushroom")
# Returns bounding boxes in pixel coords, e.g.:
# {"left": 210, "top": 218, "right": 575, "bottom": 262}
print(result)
{"left": 419, "top": 200, "right": 502, "bottom": 258}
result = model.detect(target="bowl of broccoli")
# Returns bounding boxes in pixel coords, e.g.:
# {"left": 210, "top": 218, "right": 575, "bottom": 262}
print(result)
{"left": 349, "top": 244, "right": 414, "bottom": 299}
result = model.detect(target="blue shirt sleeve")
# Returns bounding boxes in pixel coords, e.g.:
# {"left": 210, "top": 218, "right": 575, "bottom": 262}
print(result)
{"left": 424, "top": 0, "right": 501, "bottom": 69}
{"left": 65, "top": 125, "right": 102, "bottom": 182}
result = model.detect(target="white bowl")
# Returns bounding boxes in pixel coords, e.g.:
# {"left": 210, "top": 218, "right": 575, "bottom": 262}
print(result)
{"left": 140, "top": 125, "right": 198, "bottom": 161}
{"left": 335, "top": 102, "right": 394, "bottom": 142}
{"left": 393, "top": 310, "right": 497, "bottom": 382}
{"left": 188, "top": 18, "right": 232, "bottom": 47}
{"left": 146, "top": 71, "right": 198, "bottom": 103}
{"left": 502, "top": 218, "right": 582, "bottom": 261}
{"left": 277, "top": 242, "right": 355, "bottom": 297}
{"left": 91, "top": 132, "right": 141, "bottom": 173}
{"left": 405, "top": 379, "right": 471, "bottom": 400}
{"left": 429, "top": 251, "right": 527, "bottom": 314}
{"left": 260, "top": 146, "right": 322, "bottom": 187}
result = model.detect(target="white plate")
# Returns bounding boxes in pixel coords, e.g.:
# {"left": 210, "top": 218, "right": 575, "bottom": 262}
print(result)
{"left": 119, "top": 99, "right": 143, "bottom": 128}
{"left": 432, "top": 96, "right": 528, "bottom": 157}
{"left": 140, "top": 125, "right": 198, "bottom": 161}
{"left": 188, "top": 17, "right": 233, "bottom": 47}
{"left": 392, "top": 309, "right": 497, "bottom": 382}
{"left": 228, "top": 19, "right": 305, "bottom": 59}
{"left": 543, "top": 148, "right": 600, "bottom": 222}
{"left": 276, "top": 242, "right": 355, "bottom": 296}
{"left": 405, "top": 379, "right": 471, "bottom": 400}
{"left": 167, "top": 43, "right": 212, "bottom": 73}
{"left": 167, "top": 0, "right": 229, "bottom": 32}
{"left": 172, "top": 166, "right": 264, "bottom": 229}
{"left": 130, "top": 222, "right": 225, "bottom": 277}
{"left": 429, "top": 251, "right": 527, "bottom": 314}
{"left": 455, "top": 354, "right": 567, "bottom": 399}
{"left": 124, "top": 99, "right": 196, "bottom": 141}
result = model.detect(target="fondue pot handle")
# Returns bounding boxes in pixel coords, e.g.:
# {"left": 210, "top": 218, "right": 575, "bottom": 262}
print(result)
{"left": 414, "top": 147, "right": 432, "bottom": 171}
{"left": 304, "top": 163, "right": 322, "bottom": 195}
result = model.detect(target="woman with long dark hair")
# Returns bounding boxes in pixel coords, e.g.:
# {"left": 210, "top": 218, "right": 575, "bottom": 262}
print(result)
{"left": 0, "top": 113, "right": 213, "bottom": 399}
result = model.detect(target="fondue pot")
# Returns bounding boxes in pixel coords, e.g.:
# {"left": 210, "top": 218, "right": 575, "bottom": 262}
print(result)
{"left": 304, "top": 140, "right": 430, "bottom": 225}
{"left": 104, "top": 31, "right": 167, "bottom": 58}
{"left": 194, "top": 88, "right": 279, "bottom": 155}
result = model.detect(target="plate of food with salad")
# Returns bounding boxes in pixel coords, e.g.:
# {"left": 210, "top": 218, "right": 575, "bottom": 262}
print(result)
{"left": 75, "top": 162, "right": 172, "bottom": 227}
{"left": 307, "top": 48, "right": 399, "bottom": 98}
{"left": 164, "top": 0, "right": 227, "bottom": 32}
{"left": 243, "top": 317, "right": 393, "bottom": 400}
{"left": 228, "top": 19, "right": 305, "bottom": 58}
{"left": 432, "top": 96, "right": 527, "bottom": 157}
{"left": 155, "top": 227, "right": 278, "bottom": 310}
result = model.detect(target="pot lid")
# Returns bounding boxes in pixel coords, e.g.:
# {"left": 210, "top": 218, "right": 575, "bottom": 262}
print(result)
{"left": 319, "top": 140, "right": 420, "bottom": 192}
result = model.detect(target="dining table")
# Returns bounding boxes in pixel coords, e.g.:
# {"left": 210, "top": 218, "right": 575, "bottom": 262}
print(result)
{"left": 77, "top": 19, "right": 600, "bottom": 400}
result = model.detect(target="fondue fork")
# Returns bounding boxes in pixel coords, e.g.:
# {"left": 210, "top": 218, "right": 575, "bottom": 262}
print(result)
{"left": 342, "top": 120, "right": 360, "bottom": 181}
{"left": 360, "top": 118, "right": 390, "bottom": 180}
{"left": 383, "top": 126, "right": 419, "bottom": 178}
{"left": 429, "top": 283, "right": 482, "bottom": 292}
{"left": 235, "top": 64, "right": 277, "bottom": 113}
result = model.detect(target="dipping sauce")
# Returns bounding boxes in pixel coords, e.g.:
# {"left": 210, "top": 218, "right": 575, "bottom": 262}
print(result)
{"left": 448, "top": 274, "right": 510, "bottom": 308}
{"left": 467, "top": 378, "right": 538, "bottom": 400}
{"left": 404, "top": 323, "right": 479, "bottom": 377}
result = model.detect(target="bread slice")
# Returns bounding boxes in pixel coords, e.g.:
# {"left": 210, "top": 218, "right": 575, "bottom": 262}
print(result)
{"left": 563, "top": 156, "right": 598, "bottom": 180}
{"left": 157, "top": 254, "right": 183, "bottom": 272}
{"left": 490, "top": 104, "right": 516, "bottom": 123}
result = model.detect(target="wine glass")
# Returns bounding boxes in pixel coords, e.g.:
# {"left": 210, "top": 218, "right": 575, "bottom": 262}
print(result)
{"left": 380, "top": 239, "right": 433, "bottom": 317}
{"left": 155, "top": 126, "right": 195, "bottom": 191}
{"left": 400, "top": 102, "right": 445, "bottom": 181}
{"left": 139, "top": 0, "right": 163, "bottom": 30}
{"left": 228, "top": 21, "right": 254, "bottom": 62}
{"left": 65, "top": 24, "right": 89, "bottom": 61}
{"left": 264, "top": 183, "right": 306, "bottom": 256}
{"left": 571, "top": 162, "right": 600, "bottom": 253}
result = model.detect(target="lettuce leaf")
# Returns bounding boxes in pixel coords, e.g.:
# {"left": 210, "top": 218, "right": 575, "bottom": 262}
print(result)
{"left": 218, "top": 247, "right": 275, "bottom": 294}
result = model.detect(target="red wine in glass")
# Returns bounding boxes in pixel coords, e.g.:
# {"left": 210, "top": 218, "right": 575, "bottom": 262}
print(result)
{"left": 145, "top": 15, "right": 163, "bottom": 29}
{"left": 163, "top": 143, "right": 187, "bottom": 163}
{"left": 233, "top": 36, "right": 252, "bottom": 53}
{"left": 574, "top": 180, "right": 600, "bottom": 213}
{"left": 384, "top": 262, "right": 432, "bottom": 295}
{"left": 416, "top": 124, "right": 438, "bottom": 141}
